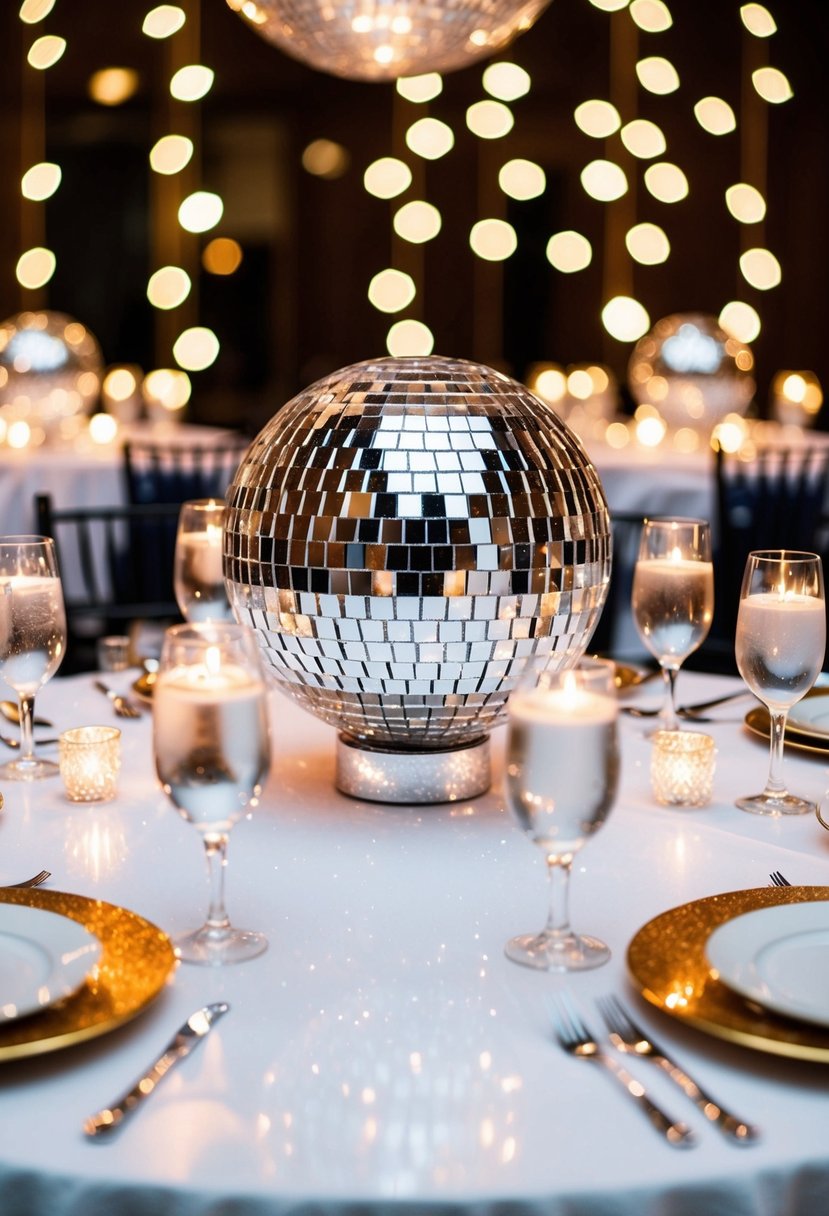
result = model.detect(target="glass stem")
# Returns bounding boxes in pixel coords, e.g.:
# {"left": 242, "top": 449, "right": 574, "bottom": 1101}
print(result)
{"left": 661, "top": 665, "right": 680, "bottom": 730}
{"left": 544, "top": 855, "right": 573, "bottom": 939}
{"left": 18, "top": 694, "right": 35, "bottom": 763}
{"left": 202, "top": 833, "right": 231, "bottom": 933}
{"left": 765, "top": 710, "right": 789, "bottom": 796}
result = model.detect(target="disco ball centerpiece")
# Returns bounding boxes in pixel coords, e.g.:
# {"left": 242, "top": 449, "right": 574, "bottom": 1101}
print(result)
{"left": 628, "top": 312, "right": 755, "bottom": 434}
{"left": 225, "top": 356, "right": 611, "bottom": 803}
{"left": 227, "top": 0, "right": 551, "bottom": 82}
{"left": 0, "top": 310, "right": 103, "bottom": 443}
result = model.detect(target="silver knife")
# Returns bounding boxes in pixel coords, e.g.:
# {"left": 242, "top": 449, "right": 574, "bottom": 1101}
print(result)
{"left": 83, "top": 1002, "right": 230, "bottom": 1139}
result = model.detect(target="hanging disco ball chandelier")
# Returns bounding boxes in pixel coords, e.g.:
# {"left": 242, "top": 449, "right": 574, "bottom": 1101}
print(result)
{"left": 226, "top": 0, "right": 552, "bottom": 82}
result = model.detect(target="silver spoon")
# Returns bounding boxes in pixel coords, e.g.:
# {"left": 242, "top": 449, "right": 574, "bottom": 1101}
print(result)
{"left": 0, "top": 701, "right": 53, "bottom": 728}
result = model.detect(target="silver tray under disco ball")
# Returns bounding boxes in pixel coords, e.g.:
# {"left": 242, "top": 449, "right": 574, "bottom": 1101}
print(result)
{"left": 225, "top": 355, "right": 611, "bottom": 803}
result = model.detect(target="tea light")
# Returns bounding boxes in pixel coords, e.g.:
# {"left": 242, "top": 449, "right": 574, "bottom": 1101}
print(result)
{"left": 59, "top": 726, "right": 121, "bottom": 802}
{"left": 651, "top": 730, "right": 716, "bottom": 807}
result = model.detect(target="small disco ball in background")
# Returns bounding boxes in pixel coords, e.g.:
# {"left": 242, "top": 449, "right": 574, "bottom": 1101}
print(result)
{"left": 0, "top": 310, "right": 103, "bottom": 443}
{"left": 225, "top": 355, "right": 611, "bottom": 803}
{"left": 628, "top": 312, "right": 756, "bottom": 433}
{"left": 226, "top": 0, "right": 551, "bottom": 82}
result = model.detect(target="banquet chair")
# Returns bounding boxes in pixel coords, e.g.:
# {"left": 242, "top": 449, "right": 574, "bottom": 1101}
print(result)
{"left": 589, "top": 512, "right": 645, "bottom": 657}
{"left": 708, "top": 444, "right": 829, "bottom": 671}
{"left": 123, "top": 435, "right": 250, "bottom": 505}
{"left": 36, "top": 494, "right": 182, "bottom": 673}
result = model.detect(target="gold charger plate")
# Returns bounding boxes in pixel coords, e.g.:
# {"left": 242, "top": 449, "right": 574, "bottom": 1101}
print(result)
{"left": 744, "top": 706, "right": 829, "bottom": 756}
{"left": 627, "top": 885, "right": 829, "bottom": 1062}
{"left": 0, "top": 887, "right": 176, "bottom": 1062}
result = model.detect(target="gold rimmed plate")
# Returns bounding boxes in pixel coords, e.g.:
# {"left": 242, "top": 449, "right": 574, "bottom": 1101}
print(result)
{"left": 744, "top": 706, "right": 829, "bottom": 756}
{"left": 627, "top": 885, "right": 829, "bottom": 1063}
{"left": 0, "top": 887, "right": 176, "bottom": 1062}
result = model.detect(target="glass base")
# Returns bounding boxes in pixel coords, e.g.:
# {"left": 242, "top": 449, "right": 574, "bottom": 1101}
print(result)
{"left": 174, "top": 924, "right": 268, "bottom": 966}
{"left": 736, "top": 791, "right": 817, "bottom": 817}
{"left": 505, "top": 930, "right": 611, "bottom": 972}
{"left": 0, "top": 756, "right": 60, "bottom": 782}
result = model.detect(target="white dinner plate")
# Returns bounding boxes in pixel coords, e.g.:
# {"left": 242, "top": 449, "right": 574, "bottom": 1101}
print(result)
{"left": 705, "top": 901, "right": 829, "bottom": 1027}
{"left": 786, "top": 691, "right": 829, "bottom": 741}
{"left": 0, "top": 904, "right": 102, "bottom": 1023}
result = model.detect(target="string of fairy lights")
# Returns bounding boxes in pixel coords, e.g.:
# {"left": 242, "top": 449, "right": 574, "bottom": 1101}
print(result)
{"left": 13, "top": 0, "right": 244, "bottom": 424}
{"left": 302, "top": 0, "right": 793, "bottom": 364}
{"left": 13, "top": 0, "right": 799, "bottom": 412}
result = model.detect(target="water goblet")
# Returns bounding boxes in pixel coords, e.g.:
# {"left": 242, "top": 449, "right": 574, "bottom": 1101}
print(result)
{"left": 504, "top": 655, "right": 620, "bottom": 972}
{"left": 631, "top": 517, "right": 714, "bottom": 730}
{"left": 173, "top": 499, "right": 233, "bottom": 623}
{"left": 0, "top": 536, "right": 66, "bottom": 781}
{"left": 154, "top": 621, "right": 271, "bottom": 964}
{"left": 735, "top": 549, "right": 825, "bottom": 816}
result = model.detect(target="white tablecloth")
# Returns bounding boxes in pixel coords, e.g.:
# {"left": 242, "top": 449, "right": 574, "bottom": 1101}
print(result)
{"left": 1, "top": 669, "right": 829, "bottom": 1214}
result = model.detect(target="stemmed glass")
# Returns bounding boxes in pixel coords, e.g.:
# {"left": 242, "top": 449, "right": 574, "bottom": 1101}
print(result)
{"left": 735, "top": 549, "right": 825, "bottom": 816}
{"left": 504, "top": 655, "right": 619, "bottom": 972}
{"left": 0, "top": 536, "right": 66, "bottom": 781}
{"left": 173, "top": 499, "right": 233, "bottom": 623}
{"left": 632, "top": 517, "right": 714, "bottom": 730}
{"left": 154, "top": 621, "right": 271, "bottom": 964}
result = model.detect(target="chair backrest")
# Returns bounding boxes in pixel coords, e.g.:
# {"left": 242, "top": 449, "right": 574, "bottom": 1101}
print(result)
{"left": 36, "top": 494, "right": 183, "bottom": 672}
{"left": 588, "top": 512, "right": 645, "bottom": 657}
{"left": 713, "top": 444, "right": 829, "bottom": 648}
{"left": 123, "top": 436, "right": 250, "bottom": 505}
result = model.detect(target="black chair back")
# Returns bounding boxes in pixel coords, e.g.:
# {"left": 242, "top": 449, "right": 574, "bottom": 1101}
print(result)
{"left": 36, "top": 494, "right": 183, "bottom": 672}
{"left": 711, "top": 445, "right": 829, "bottom": 667}
{"left": 123, "top": 437, "right": 250, "bottom": 505}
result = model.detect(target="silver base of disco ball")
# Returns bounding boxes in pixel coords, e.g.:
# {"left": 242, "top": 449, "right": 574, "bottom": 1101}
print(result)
{"left": 335, "top": 734, "right": 491, "bottom": 805}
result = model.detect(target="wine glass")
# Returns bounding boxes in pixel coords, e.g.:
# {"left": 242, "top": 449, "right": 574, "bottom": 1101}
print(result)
{"left": 173, "top": 499, "right": 234, "bottom": 623}
{"left": 631, "top": 517, "right": 714, "bottom": 730}
{"left": 154, "top": 621, "right": 271, "bottom": 964}
{"left": 504, "top": 655, "right": 619, "bottom": 972}
{"left": 0, "top": 536, "right": 66, "bottom": 781}
{"left": 735, "top": 549, "right": 825, "bottom": 816}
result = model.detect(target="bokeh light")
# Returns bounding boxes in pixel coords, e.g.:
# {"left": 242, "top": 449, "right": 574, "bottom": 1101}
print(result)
{"left": 620, "top": 119, "right": 666, "bottom": 159}
{"left": 725, "top": 183, "right": 766, "bottom": 223}
{"left": 625, "top": 222, "right": 670, "bottom": 264}
{"left": 630, "top": 0, "right": 672, "bottom": 32}
{"left": 393, "top": 200, "right": 442, "bottom": 243}
{"left": 21, "top": 162, "right": 61, "bottom": 201}
{"left": 363, "top": 158, "right": 412, "bottom": 199}
{"left": 636, "top": 56, "right": 679, "bottom": 94}
{"left": 301, "top": 139, "right": 350, "bottom": 178}
{"left": 396, "top": 73, "right": 442, "bottom": 103}
{"left": 644, "top": 162, "right": 689, "bottom": 203}
{"left": 574, "top": 99, "right": 621, "bottom": 138}
{"left": 740, "top": 248, "right": 782, "bottom": 290}
{"left": 142, "top": 5, "right": 186, "bottom": 37}
{"left": 740, "top": 3, "right": 776, "bottom": 37}
{"left": 149, "top": 134, "right": 194, "bottom": 175}
{"left": 469, "top": 219, "right": 517, "bottom": 261}
{"left": 16, "top": 247, "right": 56, "bottom": 289}
{"left": 368, "top": 269, "right": 416, "bottom": 313}
{"left": 546, "top": 231, "right": 592, "bottom": 273}
{"left": 498, "top": 159, "right": 546, "bottom": 200}
{"left": 170, "top": 65, "right": 214, "bottom": 102}
{"left": 719, "top": 300, "right": 762, "bottom": 344}
{"left": 27, "top": 35, "right": 66, "bottom": 70}
{"left": 147, "top": 266, "right": 192, "bottom": 310}
{"left": 88, "top": 68, "right": 140, "bottom": 106}
{"left": 602, "top": 296, "right": 650, "bottom": 342}
{"left": 202, "top": 238, "right": 244, "bottom": 275}
{"left": 752, "top": 66, "right": 793, "bottom": 103}
{"left": 694, "top": 97, "right": 737, "bottom": 135}
{"left": 466, "top": 101, "right": 514, "bottom": 139}
{"left": 581, "top": 160, "right": 628, "bottom": 202}
{"left": 405, "top": 117, "right": 454, "bottom": 159}
{"left": 178, "top": 191, "right": 224, "bottom": 233}
{"left": 173, "top": 327, "right": 220, "bottom": 371}
{"left": 386, "top": 319, "right": 434, "bottom": 357}
{"left": 482, "top": 62, "right": 531, "bottom": 102}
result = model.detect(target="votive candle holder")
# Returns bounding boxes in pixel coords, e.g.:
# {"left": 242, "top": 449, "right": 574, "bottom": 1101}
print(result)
{"left": 59, "top": 726, "right": 121, "bottom": 803}
{"left": 651, "top": 730, "right": 716, "bottom": 807}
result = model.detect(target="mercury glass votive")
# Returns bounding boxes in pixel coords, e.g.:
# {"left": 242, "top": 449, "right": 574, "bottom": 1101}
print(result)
{"left": 59, "top": 726, "right": 121, "bottom": 802}
{"left": 651, "top": 730, "right": 716, "bottom": 807}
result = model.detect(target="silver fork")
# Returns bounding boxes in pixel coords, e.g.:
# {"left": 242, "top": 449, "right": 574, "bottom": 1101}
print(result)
{"left": 598, "top": 995, "right": 760, "bottom": 1145}
{"left": 94, "top": 680, "right": 142, "bottom": 719}
{"left": 2, "top": 870, "right": 51, "bottom": 888}
{"left": 769, "top": 871, "right": 792, "bottom": 887}
{"left": 548, "top": 994, "right": 695, "bottom": 1148}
